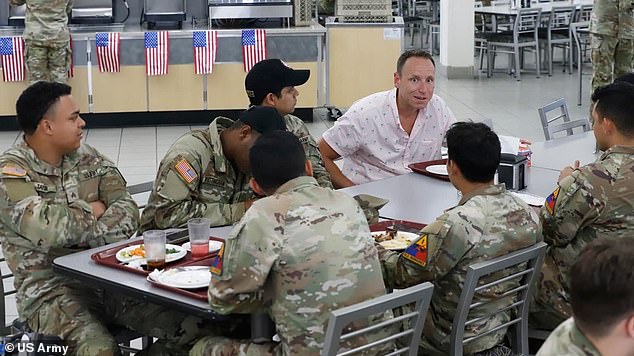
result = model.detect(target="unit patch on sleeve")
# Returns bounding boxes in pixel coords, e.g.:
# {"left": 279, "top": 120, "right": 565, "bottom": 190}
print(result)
{"left": 210, "top": 243, "right": 224, "bottom": 275}
{"left": 544, "top": 186, "right": 560, "bottom": 215}
{"left": 402, "top": 234, "right": 428, "bottom": 268}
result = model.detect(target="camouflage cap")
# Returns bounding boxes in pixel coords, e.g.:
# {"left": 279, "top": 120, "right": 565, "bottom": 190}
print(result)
{"left": 238, "top": 106, "right": 287, "bottom": 134}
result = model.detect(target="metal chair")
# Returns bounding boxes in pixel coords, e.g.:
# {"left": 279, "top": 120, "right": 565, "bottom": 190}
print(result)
{"left": 127, "top": 180, "right": 154, "bottom": 210}
{"left": 322, "top": 282, "right": 434, "bottom": 356}
{"left": 538, "top": 98, "right": 590, "bottom": 140}
{"left": 449, "top": 242, "right": 548, "bottom": 356}
{"left": 486, "top": 8, "right": 543, "bottom": 80}
{"left": 539, "top": 5, "right": 576, "bottom": 76}
{"left": 0, "top": 244, "right": 16, "bottom": 336}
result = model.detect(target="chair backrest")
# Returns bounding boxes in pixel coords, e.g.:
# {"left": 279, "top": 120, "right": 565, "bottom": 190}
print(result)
{"left": 0, "top": 245, "right": 16, "bottom": 335}
{"left": 575, "top": 4, "right": 592, "bottom": 22}
{"left": 126, "top": 181, "right": 154, "bottom": 210}
{"left": 538, "top": 98, "right": 590, "bottom": 140}
{"left": 514, "top": 8, "right": 542, "bottom": 39}
{"left": 449, "top": 242, "right": 548, "bottom": 356}
{"left": 547, "top": 5, "right": 576, "bottom": 32}
{"left": 491, "top": 0, "right": 510, "bottom": 6}
{"left": 322, "top": 282, "right": 434, "bottom": 356}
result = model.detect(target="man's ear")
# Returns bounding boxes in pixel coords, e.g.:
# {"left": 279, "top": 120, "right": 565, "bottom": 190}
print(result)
{"left": 249, "top": 177, "right": 267, "bottom": 196}
{"left": 263, "top": 93, "right": 277, "bottom": 106}
{"left": 239, "top": 125, "right": 252, "bottom": 139}
{"left": 39, "top": 118, "right": 54, "bottom": 136}
{"left": 447, "top": 159, "right": 461, "bottom": 178}
{"left": 625, "top": 314, "right": 634, "bottom": 339}
{"left": 305, "top": 160, "right": 313, "bottom": 177}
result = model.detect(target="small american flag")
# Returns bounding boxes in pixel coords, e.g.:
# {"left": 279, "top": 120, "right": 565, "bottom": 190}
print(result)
{"left": 68, "top": 34, "right": 74, "bottom": 78}
{"left": 145, "top": 31, "right": 169, "bottom": 76}
{"left": 0, "top": 36, "right": 25, "bottom": 82}
{"left": 175, "top": 159, "right": 197, "bottom": 183}
{"left": 96, "top": 32, "right": 120, "bottom": 73}
{"left": 241, "top": 29, "right": 266, "bottom": 72}
{"left": 193, "top": 30, "right": 217, "bottom": 75}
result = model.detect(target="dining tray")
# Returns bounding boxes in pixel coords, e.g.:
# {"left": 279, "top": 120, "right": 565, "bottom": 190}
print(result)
{"left": 408, "top": 159, "right": 450, "bottom": 182}
{"left": 90, "top": 236, "right": 224, "bottom": 277}
{"left": 370, "top": 220, "right": 426, "bottom": 233}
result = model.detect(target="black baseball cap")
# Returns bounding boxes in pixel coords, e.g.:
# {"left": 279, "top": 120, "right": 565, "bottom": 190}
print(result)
{"left": 245, "top": 59, "right": 310, "bottom": 105}
{"left": 238, "top": 106, "right": 287, "bottom": 133}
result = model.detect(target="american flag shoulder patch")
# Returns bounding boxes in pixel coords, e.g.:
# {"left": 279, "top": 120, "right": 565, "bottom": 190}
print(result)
{"left": 175, "top": 159, "right": 197, "bottom": 183}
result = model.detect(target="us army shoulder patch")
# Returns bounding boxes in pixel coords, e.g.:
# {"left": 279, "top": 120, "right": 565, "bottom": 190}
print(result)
{"left": 210, "top": 243, "right": 224, "bottom": 275}
{"left": 402, "top": 234, "right": 428, "bottom": 268}
{"left": 174, "top": 159, "right": 197, "bottom": 184}
{"left": 1, "top": 166, "right": 26, "bottom": 177}
{"left": 545, "top": 186, "right": 560, "bottom": 215}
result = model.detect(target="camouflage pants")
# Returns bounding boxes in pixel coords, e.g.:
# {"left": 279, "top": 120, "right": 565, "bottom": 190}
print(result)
{"left": 528, "top": 257, "right": 572, "bottom": 330}
{"left": 26, "top": 289, "right": 222, "bottom": 356}
{"left": 189, "top": 336, "right": 277, "bottom": 356}
{"left": 24, "top": 39, "right": 70, "bottom": 84}
{"left": 590, "top": 33, "right": 634, "bottom": 92}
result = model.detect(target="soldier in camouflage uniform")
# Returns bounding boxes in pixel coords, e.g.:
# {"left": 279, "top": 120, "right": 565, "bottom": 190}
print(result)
{"left": 536, "top": 238, "right": 634, "bottom": 356}
{"left": 531, "top": 82, "right": 634, "bottom": 330}
{"left": 140, "top": 106, "right": 287, "bottom": 231}
{"left": 190, "top": 131, "right": 392, "bottom": 356}
{"left": 0, "top": 82, "right": 222, "bottom": 355}
{"left": 245, "top": 59, "right": 333, "bottom": 189}
{"left": 11, "top": 0, "right": 72, "bottom": 83}
{"left": 589, "top": 0, "right": 634, "bottom": 91}
{"left": 378, "top": 122, "right": 541, "bottom": 355}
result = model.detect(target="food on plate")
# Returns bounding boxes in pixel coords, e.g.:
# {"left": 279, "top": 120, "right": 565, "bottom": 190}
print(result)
{"left": 119, "top": 244, "right": 180, "bottom": 259}
{"left": 372, "top": 230, "right": 420, "bottom": 250}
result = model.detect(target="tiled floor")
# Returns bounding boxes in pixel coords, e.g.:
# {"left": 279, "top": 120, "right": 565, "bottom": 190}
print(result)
{"left": 0, "top": 55, "right": 593, "bottom": 331}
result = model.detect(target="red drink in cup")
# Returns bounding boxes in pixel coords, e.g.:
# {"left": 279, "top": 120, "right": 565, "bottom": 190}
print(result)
{"left": 188, "top": 218, "right": 211, "bottom": 258}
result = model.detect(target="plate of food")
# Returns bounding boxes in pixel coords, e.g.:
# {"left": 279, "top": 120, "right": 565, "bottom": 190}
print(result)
{"left": 148, "top": 266, "right": 211, "bottom": 289}
{"left": 116, "top": 244, "right": 187, "bottom": 264}
{"left": 181, "top": 240, "right": 223, "bottom": 253}
{"left": 372, "top": 230, "right": 420, "bottom": 250}
{"left": 425, "top": 164, "right": 448, "bottom": 176}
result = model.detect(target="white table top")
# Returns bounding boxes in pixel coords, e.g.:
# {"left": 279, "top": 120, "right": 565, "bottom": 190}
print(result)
{"left": 530, "top": 131, "right": 600, "bottom": 171}
{"left": 340, "top": 168, "right": 558, "bottom": 224}
{"left": 476, "top": 0, "right": 592, "bottom": 16}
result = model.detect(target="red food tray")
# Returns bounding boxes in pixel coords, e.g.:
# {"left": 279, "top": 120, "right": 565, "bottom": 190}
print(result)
{"left": 408, "top": 159, "right": 450, "bottom": 181}
{"left": 91, "top": 237, "right": 224, "bottom": 276}
{"left": 370, "top": 220, "right": 426, "bottom": 233}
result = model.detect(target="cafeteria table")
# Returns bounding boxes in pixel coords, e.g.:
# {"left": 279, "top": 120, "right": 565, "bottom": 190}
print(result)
{"left": 340, "top": 167, "right": 559, "bottom": 224}
{"left": 52, "top": 226, "right": 234, "bottom": 320}
{"left": 529, "top": 131, "right": 599, "bottom": 171}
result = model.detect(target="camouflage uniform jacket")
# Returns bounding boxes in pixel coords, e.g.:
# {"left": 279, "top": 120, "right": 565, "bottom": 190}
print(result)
{"left": 589, "top": 0, "right": 634, "bottom": 39}
{"left": 536, "top": 318, "right": 601, "bottom": 356}
{"left": 378, "top": 184, "right": 541, "bottom": 355}
{"left": 283, "top": 114, "right": 333, "bottom": 189}
{"left": 0, "top": 139, "right": 139, "bottom": 320}
{"left": 208, "top": 176, "right": 391, "bottom": 355}
{"left": 11, "top": 0, "right": 72, "bottom": 45}
{"left": 140, "top": 117, "right": 255, "bottom": 231}
{"left": 537, "top": 145, "right": 634, "bottom": 318}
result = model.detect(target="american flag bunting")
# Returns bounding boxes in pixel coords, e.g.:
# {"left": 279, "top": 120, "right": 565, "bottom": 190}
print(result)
{"left": 145, "top": 31, "right": 169, "bottom": 76}
{"left": 96, "top": 32, "right": 121, "bottom": 73}
{"left": 193, "top": 30, "right": 217, "bottom": 75}
{"left": 241, "top": 29, "right": 266, "bottom": 72}
{"left": 0, "top": 36, "right": 25, "bottom": 82}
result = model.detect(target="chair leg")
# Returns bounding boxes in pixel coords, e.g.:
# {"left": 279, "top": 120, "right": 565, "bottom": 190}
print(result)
{"left": 548, "top": 43, "right": 553, "bottom": 76}
{"left": 514, "top": 46, "right": 521, "bottom": 81}
{"left": 535, "top": 43, "right": 541, "bottom": 78}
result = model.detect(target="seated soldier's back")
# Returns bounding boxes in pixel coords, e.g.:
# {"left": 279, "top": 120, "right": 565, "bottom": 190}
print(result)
{"left": 423, "top": 186, "right": 541, "bottom": 355}
{"left": 253, "top": 176, "right": 392, "bottom": 355}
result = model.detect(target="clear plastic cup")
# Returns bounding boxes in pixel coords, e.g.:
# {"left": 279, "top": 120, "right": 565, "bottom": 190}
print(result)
{"left": 188, "top": 218, "right": 210, "bottom": 258}
{"left": 144, "top": 230, "right": 166, "bottom": 271}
